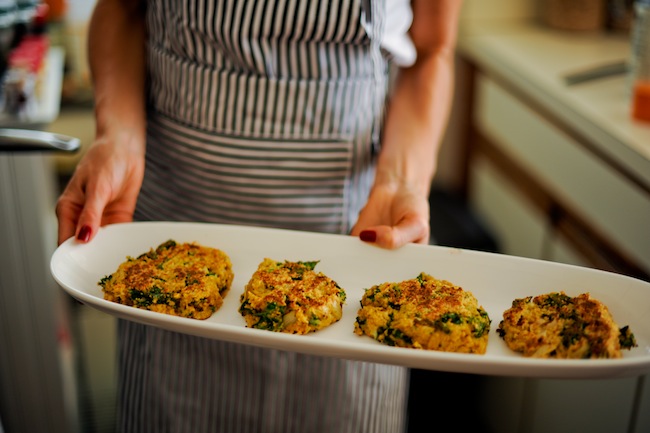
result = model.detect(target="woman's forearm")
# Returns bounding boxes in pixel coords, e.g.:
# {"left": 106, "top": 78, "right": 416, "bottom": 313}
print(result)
{"left": 88, "top": 0, "right": 147, "bottom": 146}
{"left": 376, "top": 47, "right": 455, "bottom": 195}
{"left": 375, "top": 0, "right": 462, "bottom": 196}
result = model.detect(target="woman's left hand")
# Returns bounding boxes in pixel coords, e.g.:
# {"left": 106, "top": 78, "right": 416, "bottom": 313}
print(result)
{"left": 350, "top": 181, "right": 430, "bottom": 249}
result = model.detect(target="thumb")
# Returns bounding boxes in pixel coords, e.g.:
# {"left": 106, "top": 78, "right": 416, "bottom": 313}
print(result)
{"left": 359, "top": 216, "right": 429, "bottom": 250}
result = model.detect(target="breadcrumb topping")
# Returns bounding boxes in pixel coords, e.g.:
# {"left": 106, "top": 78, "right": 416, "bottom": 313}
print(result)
{"left": 497, "top": 292, "right": 637, "bottom": 358}
{"left": 100, "top": 240, "right": 234, "bottom": 320}
{"left": 354, "top": 273, "right": 491, "bottom": 354}
{"left": 239, "top": 258, "right": 346, "bottom": 334}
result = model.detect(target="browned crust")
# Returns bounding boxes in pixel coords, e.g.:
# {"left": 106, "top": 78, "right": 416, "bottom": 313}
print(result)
{"left": 239, "top": 258, "right": 346, "bottom": 334}
{"left": 354, "top": 273, "right": 491, "bottom": 354}
{"left": 100, "top": 240, "right": 234, "bottom": 320}
{"left": 497, "top": 292, "right": 636, "bottom": 358}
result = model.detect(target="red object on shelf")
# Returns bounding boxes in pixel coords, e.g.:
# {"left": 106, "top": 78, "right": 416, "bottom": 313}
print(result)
{"left": 632, "top": 80, "right": 650, "bottom": 122}
{"left": 7, "top": 35, "right": 49, "bottom": 74}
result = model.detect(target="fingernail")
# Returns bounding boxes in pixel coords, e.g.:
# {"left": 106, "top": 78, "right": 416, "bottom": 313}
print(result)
{"left": 77, "top": 225, "right": 91, "bottom": 242}
{"left": 359, "top": 230, "right": 376, "bottom": 243}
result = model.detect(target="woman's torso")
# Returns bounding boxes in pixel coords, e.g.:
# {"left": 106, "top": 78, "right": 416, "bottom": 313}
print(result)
{"left": 121, "top": 2, "right": 410, "bottom": 433}
{"left": 136, "top": 0, "right": 391, "bottom": 233}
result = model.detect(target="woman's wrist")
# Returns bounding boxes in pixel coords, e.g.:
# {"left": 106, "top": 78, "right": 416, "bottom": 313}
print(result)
{"left": 373, "top": 152, "right": 436, "bottom": 198}
{"left": 370, "top": 174, "right": 431, "bottom": 203}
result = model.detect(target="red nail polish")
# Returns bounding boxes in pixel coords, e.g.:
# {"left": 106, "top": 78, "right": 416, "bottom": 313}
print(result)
{"left": 360, "top": 230, "right": 376, "bottom": 243}
{"left": 77, "top": 225, "right": 91, "bottom": 242}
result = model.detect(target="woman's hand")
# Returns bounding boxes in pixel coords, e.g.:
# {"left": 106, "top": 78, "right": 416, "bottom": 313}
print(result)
{"left": 351, "top": 180, "right": 430, "bottom": 249}
{"left": 55, "top": 133, "right": 145, "bottom": 245}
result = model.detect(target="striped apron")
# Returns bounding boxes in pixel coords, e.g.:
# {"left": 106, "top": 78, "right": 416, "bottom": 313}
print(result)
{"left": 120, "top": 1, "right": 408, "bottom": 432}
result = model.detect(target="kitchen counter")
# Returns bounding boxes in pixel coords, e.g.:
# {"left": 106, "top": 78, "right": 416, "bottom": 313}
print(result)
{"left": 457, "top": 20, "right": 650, "bottom": 191}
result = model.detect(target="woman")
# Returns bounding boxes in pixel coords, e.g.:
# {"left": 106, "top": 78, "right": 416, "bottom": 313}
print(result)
{"left": 56, "top": 1, "right": 462, "bottom": 432}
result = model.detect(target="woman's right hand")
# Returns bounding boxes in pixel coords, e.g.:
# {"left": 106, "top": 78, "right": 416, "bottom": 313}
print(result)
{"left": 55, "top": 131, "right": 145, "bottom": 245}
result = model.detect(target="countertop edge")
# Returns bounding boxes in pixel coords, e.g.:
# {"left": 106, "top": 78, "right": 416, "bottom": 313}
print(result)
{"left": 456, "top": 20, "right": 650, "bottom": 190}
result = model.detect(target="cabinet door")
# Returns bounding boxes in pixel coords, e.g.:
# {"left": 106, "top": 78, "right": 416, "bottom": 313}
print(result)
{"left": 468, "top": 72, "right": 648, "bottom": 433}
{"left": 473, "top": 74, "right": 650, "bottom": 276}
{"left": 470, "top": 177, "right": 640, "bottom": 432}
{"left": 527, "top": 378, "right": 638, "bottom": 433}
{"left": 546, "top": 231, "right": 591, "bottom": 268}
{"left": 634, "top": 375, "right": 650, "bottom": 433}
{"left": 470, "top": 154, "right": 547, "bottom": 260}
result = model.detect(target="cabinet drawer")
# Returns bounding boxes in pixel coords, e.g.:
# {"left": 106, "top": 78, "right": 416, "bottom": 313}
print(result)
{"left": 470, "top": 155, "right": 547, "bottom": 260}
{"left": 475, "top": 75, "right": 650, "bottom": 273}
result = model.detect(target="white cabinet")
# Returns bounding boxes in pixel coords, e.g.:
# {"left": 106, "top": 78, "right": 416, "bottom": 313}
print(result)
{"left": 458, "top": 42, "right": 650, "bottom": 433}
{"left": 470, "top": 74, "right": 650, "bottom": 278}
{"left": 470, "top": 154, "right": 547, "bottom": 260}
{"left": 477, "top": 376, "right": 640, "bottom": 433}
{"left": 634, "top": 376, "right": 650, "bottom": 433}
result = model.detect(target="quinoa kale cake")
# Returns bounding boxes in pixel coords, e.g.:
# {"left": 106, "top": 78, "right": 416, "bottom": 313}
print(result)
{"left": 239, "top": 258, "right": 346, "bottom": 334}
{"left": 354, "top": 273, "right": 491, "bottom": 354}
{"left": 100, "top": 240, "right": 234, "bottom": 320}
{"left": 497, "top": 292, "right": 637, "bottom": 359}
